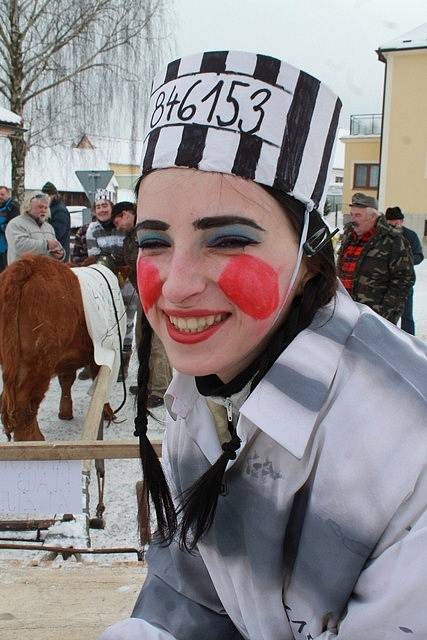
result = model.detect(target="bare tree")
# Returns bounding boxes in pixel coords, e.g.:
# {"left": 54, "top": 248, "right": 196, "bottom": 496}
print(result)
{"left": 0, "top": 0, "right": 172, "bottom": 201}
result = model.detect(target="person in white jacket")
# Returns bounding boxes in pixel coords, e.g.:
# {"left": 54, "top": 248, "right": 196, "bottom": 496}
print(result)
{"left": 100, "top": 51, "right": 427, "bottom": 640}
{"left": 5, "top": 192, "right": 64, "bottom": 263}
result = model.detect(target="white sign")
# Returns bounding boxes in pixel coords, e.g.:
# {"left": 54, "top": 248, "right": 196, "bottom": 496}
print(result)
{"left": 0, "top": 460, "right": 83, "bottom": 516}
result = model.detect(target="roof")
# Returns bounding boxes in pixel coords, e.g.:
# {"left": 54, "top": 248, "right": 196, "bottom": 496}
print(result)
{"left": 82, "top": 135, "right": 142, "bottom": 166}
{"left": 377, "top": 23, "right": 427, "bottom": 61}
{"left": 0, "top": 141, "right": 118, "bottom": 192}
{"left": 0, "top": 106, "right": 22, "bottom": 126}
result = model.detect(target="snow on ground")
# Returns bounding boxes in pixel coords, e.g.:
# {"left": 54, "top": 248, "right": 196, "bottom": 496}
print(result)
{"left": 1, "top": 246, "right": 426, "bottom": 564}
{"left": 0, "top": 349, "right": 165, "bottom": 564}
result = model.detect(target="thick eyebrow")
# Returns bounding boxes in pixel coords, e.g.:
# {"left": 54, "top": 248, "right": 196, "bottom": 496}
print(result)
{"left": 135, "top": 219, "right": 170, "bottom": 231}
{"left": 193, "top": 215, "right": 265, "bottom": 231}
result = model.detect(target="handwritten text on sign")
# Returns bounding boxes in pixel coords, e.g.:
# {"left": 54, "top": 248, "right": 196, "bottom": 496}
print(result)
{"left": 0, "top": 460, "right": 82, "bottom": 516}
{"left": 146, "top": 73, "right": 292, "bottom": 147}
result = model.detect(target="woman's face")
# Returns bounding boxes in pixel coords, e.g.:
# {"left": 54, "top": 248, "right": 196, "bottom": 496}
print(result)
{"left": 94, "top": 200, "right": 112, "bottom": 222}
{"left": 136, "top": 168, "right": 307, "bottom": 382}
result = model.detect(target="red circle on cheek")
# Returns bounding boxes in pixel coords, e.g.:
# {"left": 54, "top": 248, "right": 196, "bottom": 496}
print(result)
{"left": 218, "top": 255, "right": 280, "bottom": 320}
{"left": 136, "top": 257, "right": 162, "bottom": 312}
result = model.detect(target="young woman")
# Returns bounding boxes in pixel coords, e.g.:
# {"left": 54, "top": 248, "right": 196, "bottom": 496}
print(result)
{"left": 101, "top": 51, "right": 427, "bottom": 640}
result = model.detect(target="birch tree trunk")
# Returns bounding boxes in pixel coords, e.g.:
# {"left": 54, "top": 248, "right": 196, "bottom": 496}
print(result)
{"left": 0, "top": 0, "right": 171, "bottom": 198}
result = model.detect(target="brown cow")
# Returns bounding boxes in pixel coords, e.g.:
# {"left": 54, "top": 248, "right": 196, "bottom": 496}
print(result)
{"left": 0, "top": 254, "right": 108, "bottom": 441}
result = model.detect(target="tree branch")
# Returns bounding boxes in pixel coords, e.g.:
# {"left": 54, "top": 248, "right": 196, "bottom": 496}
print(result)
{"left": 22, "top": 9, "right": 153, "bottom": 100}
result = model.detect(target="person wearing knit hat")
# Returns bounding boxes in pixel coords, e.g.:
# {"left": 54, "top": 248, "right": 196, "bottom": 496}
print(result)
{"left": 41, "top": 181, "right": 71, "bottom": 260}
{"left": 385, "top": 206, "right": 424, "bottom": 334}
{"left": 100, "top": 52, "right": 427, "bottom": 640}
{"left": 111, "top": 200, "right": 173, "bottom": 406}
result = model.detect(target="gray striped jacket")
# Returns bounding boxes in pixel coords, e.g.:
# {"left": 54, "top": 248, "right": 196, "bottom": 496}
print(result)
{"left": 101, "top": 287, "right": 427, "bottom": 640}
{"left": 86, "top": 220, "right": 126, "bottom": 264}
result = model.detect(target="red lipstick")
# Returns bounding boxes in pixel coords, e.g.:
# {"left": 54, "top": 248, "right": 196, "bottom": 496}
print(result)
{"left": 164, "top": 311, "right": 229, "bottom": 344}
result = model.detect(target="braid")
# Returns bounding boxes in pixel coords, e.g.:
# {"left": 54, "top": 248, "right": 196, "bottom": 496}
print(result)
{"left": 178, "top": 430, "right": 241, "bottom": 552}
{"left": 135, "top": 312, "right": 177, "bottom": 545}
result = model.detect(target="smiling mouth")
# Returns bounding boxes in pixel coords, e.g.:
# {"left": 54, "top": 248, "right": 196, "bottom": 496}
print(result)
{"left": 167, "top": 313, "right": 228, "bottom": 334}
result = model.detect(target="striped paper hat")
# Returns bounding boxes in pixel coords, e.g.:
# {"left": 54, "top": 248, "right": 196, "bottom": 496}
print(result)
{"left": 141, "top": 51, "right": 342, "bottom": 212}
{"left": 94, "top": 188, "right": 114, "bottom": 203}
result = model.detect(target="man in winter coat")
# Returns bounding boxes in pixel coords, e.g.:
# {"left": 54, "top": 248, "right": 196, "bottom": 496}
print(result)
{"left": 385, "top": 206, "right": 424, "bottom": 335}
{"left": 41, "top": 181, "right": 71, "bottom": 261}
{"left": 0, "top": 185, "right": 20, "bottom": 271}
{"left": 337, "top": 192, "right": 414, "bottom": 323}
{"left": 112, "top": 201, "right": 172, "bottom": 407}
{"left": 5, "top": 192, "right": 64, "bottom": 263}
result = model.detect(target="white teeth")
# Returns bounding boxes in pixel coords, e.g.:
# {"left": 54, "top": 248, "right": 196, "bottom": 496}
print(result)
{"left": 187, "top": 318, "right": 198, "bottom": 330}
{"left": 168, "top": 314, "right": 226, "bottom": 332}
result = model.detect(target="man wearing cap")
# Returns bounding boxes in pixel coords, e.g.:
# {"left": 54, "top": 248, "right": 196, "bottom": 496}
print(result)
{"left": 337, "top": 192, "right": 414, "bottom": 324}
{"left": 111, "top": 201, "right": 172, "bottom": 407}
{"left": 385, "top": 206, "right": 424, "bottom": 334}
{"left": 41, "top": 182, "right": 71, "bottom": 261}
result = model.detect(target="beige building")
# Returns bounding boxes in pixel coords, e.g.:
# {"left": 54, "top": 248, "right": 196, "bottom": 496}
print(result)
{"left": 341, "top": 23, "right": 427, "bottom": 237}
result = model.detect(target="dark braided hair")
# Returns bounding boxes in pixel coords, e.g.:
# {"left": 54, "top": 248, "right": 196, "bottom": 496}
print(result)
{"left": 134, "top": 311, "right": 176, "bottom": 545}
{"left": 134, "top": 175, "right": 337, "bottom": 548}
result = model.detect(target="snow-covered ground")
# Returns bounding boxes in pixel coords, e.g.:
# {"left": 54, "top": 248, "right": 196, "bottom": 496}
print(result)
{"left": 0, "top": 246, "right": 426, "bottom": 564}
{"left": 0, "top": 351, "right": 165, "bottom": 563}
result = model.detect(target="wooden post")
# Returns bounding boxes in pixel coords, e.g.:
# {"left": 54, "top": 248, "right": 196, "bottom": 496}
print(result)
{"left": 81, "top": 365, "right": 111, "bottom": 472}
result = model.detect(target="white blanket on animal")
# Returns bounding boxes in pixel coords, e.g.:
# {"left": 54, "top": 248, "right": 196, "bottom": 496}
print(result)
{"left": 72, "top": 264, "right": 126, "bottom": 399}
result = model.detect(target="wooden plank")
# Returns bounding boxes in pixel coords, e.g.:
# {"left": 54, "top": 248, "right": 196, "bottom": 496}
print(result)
{"left": 81, "top": 364, "right": 111, "bottom": 442}
{"left": 0, "top": 439, "right": 162, "bottom": 461}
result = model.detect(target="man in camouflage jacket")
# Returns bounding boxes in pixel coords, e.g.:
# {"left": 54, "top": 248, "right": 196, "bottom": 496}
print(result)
{"left": 337, "top": 193, "right": 414, "bottom": 324}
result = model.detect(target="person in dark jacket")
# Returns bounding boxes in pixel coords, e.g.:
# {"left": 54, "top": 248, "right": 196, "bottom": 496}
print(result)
{"left": 385, "top": 206, "right": 424, "bottom": 335}
{"left": 0, "top": 185, "right": 20, "bottom": 271}
{"left": 337, "top": 192, "right": 415, "bottom": 324}
{"left": 41, "top": 181, "right": 71, "bottom": 261}
{"left": 112, "top": 201, "right": 172, "bottom": 406}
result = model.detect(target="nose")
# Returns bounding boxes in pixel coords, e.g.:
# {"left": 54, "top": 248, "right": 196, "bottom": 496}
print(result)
{"left": 161, "top": 251, "right": 208, "bottom": 305}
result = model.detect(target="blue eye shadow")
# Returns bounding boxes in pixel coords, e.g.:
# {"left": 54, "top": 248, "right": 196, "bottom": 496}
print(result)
{"left": 136, "top": 231, "right": 170, "bottom": 246}
{"left": 205, "top": 224, "right": 261, "bottom": 245}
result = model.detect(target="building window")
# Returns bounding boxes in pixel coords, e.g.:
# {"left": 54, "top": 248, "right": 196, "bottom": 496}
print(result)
{"left": 335, "top": 176, "right": 343, "bottom": 183}
{"left": 353, "top": 164, "right": 379, "bottom": 189}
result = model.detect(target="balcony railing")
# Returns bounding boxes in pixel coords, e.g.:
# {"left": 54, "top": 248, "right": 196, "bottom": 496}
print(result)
{"left": 350, "top": 114, "right": 382, "bottom": 136}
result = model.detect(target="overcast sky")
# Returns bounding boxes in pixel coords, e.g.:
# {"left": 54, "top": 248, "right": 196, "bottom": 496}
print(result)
{"left": 173, "top": 0, "right": 427, "bottom": 127}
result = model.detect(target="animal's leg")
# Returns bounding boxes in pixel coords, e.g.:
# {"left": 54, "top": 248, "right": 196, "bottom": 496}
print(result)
{"left": 12, "top": 414, "right": 44, "bottom": 441}
{"left": 2, "top": 366, "right": 51, "bottom": 441}
{"left": 8, "top": 403, "right": 44, "bottom": 442}
{"left": 58, "top": 370, "right": 77, "bottom": 420}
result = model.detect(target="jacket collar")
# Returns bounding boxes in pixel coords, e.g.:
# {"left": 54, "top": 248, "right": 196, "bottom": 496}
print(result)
{"left": 240, "top": 287, "right": 359, "bottom": 458}
{"left": 165, "top": 287, "right": 360, "bottom": 460}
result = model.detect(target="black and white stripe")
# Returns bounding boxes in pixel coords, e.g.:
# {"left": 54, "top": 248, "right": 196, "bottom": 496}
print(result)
{"left": 142, "top": 51, "right": 341, "bottom": 211}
